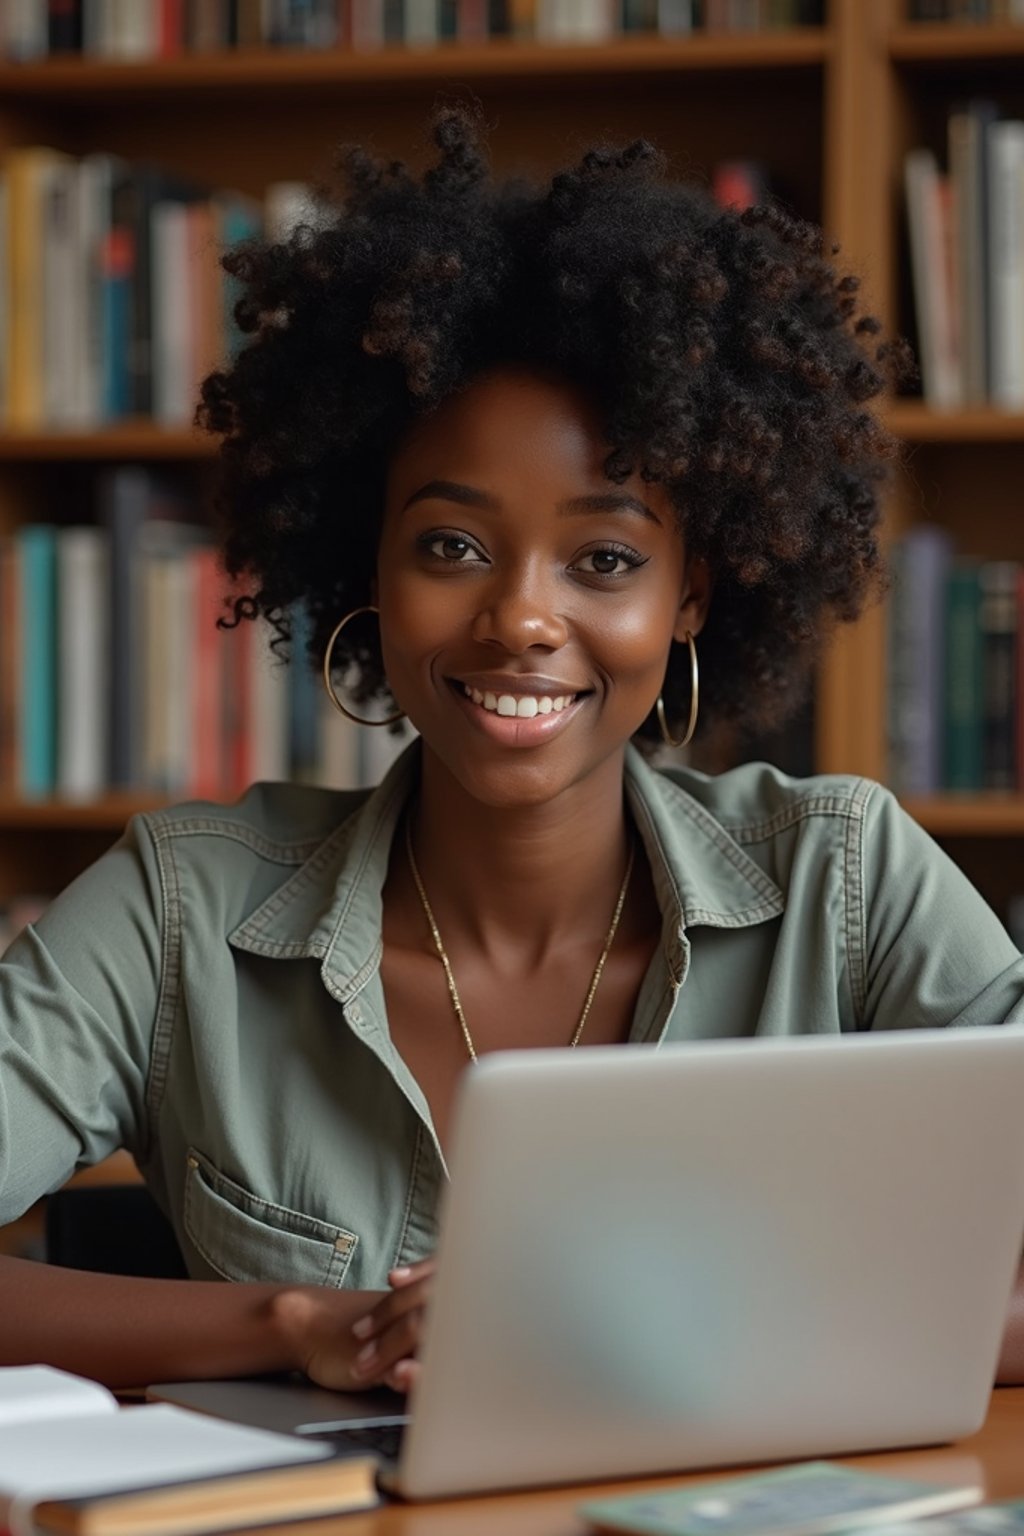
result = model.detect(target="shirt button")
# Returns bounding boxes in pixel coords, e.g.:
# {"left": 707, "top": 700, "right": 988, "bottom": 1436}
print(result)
{"left": 334, "top": 1234, "right": 355, "bottom": 1256}
{"left": 348, "top": 1002, "right": 363, "bottom": 1024}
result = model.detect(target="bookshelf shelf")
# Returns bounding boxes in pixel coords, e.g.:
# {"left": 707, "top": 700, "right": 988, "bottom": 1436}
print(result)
{"left": 884, "top": 402, "right": 1024, "bottom": 443}
{"left": 0, "top": 32, "right": 829, "bottom": 99}
{"left": 902, "top": 797, "right": 1024, "bottom": 838}
{"left": 889, "top": 24, "right": 1024, "bottom": 66}
{"left": 0, "top": 426, "right": 216, "bottom": 461}
{"left": 0, "top": 796, "right": 172, "bottom": 831}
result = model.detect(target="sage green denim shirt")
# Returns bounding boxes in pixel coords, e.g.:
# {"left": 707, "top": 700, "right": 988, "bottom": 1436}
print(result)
{"left": 1, "top": 742, "right": 1022, "bottom": 1287}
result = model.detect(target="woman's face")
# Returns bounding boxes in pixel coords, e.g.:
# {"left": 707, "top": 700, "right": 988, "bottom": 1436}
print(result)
{"left": 375, "top": 367, "right": 710, "bottom": 808}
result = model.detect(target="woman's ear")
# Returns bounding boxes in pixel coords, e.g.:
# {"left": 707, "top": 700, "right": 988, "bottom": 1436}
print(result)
{"left": 673, "top": 556, "right": 713, "bottom": 644}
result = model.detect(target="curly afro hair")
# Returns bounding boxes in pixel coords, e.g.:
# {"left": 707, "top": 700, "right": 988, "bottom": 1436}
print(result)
{"left": 198, "top": 104, "right": 909, "bottom": 751}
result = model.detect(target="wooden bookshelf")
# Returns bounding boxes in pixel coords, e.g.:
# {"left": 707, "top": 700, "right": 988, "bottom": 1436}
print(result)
{"left": 0, "top": 0, "right": 1022, "bottom": 924}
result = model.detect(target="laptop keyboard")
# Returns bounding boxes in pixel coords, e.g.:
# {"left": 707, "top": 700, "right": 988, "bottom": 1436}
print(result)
{"left": 326, "top": 1422, "right": 407, "bottom": 1461}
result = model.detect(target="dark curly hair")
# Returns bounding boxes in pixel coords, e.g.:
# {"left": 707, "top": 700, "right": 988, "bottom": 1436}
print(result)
{"left": 198, "top": 104, "right": 910, "bottom": 750}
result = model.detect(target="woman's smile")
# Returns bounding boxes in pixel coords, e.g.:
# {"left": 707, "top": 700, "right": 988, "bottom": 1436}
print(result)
{"left": 447, "top": 675, "right": 590, "bottom": 748}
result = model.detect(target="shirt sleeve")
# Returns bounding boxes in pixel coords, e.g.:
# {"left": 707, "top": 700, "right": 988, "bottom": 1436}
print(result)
{"left": 861, "top": 782, "right": 1024, "bottom": 1031}
{"left": 0, "top": 814, "right": 164, "bottom": 1225}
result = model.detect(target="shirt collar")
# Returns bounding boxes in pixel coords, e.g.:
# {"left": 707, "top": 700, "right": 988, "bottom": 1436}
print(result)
{"left": 229, "top": 741, "right": 784, "bottom": 998}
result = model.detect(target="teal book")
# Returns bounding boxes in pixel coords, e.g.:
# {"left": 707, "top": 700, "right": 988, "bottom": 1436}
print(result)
{"left": 581, "top": 1461, "right": 981, "bottom": 1536}
{"left": 15, "top": 524, "right": 57, "bottom": 799}
{"left": 944, "top": 562, "right": 985, "bottom": 792}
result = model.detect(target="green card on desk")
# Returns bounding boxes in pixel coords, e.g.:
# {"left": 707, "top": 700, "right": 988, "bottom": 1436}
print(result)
{"left": 580, "top": 1461, "right": 983, "bottom": 1536}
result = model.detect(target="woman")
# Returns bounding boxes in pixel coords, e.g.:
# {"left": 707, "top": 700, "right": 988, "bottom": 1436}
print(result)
{"left": 2, "top": 108, "right": 1023, "bottom": 1390}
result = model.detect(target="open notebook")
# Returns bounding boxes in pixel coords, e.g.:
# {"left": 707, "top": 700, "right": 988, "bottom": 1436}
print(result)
{"left": 0, "top": 1367, "right": 379, "bottom": 1536}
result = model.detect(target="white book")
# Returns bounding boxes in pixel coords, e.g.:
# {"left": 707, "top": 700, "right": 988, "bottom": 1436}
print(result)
{"left": 405, "top": 0, "right": 438, "bottom": 46}
{"left": 151, "top": 201, "right": 193, "bottom": 426}
{"left": 4, "top": 0, "right": 48, "bottom": 60}
{"left": 987, "top": 119, "right": 1024, "bottom": 408}
{"left": 904, "top": 147, "right": 962, "bottom": 410}
{"left": 249, "top": 620, "right": 290, "bottom": 784}
{"left": 0, "top": 1365, "right": 378, "bottom": 1536}
{"left": 106, "top": 0, "right": 160, "bottom": 58}
{"left": 56, "top": 527, "right": 110, "bottom": 801}
{"left": 316, "top": 693, "right": 362, "bottom": 789}
{"left": 42, "top": 157, "right": 83, "bottom": 427}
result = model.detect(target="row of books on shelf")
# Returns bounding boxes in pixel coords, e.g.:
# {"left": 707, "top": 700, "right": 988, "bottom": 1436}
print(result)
{"left": 905, "top": 99, "right": 1024, "bottom": 412}
{"left": 0, "top": 146, "right": 770, "bottom": 433}
{"left": 0, "top": 149, "right": 328, "bottom": 430}
{"left": 0, "top": 0, "right": 825, "bottom": 60}
{"left": 0, "top": 467, "right": 413, "bottom": 802}
{"left": 908, "top": 1, "right": 1024, "bottom": 19}
{"left": 886, "top": 525, "right": 1024, "bottom": 797}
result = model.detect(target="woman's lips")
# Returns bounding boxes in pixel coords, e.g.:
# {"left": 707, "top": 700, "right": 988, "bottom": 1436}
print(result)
{"left": 447, "top": 679, "right": 588, "bottom": 746}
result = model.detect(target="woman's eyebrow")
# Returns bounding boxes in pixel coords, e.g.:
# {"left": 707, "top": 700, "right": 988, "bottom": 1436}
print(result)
{"left": 560, "top": 492, "right": 663, "bottom": 526}
{"left": 402, "top": 481, "right": 662, "bottom": 526}
{"left": 403, "top": 480, "right": 500, "bottom": 512}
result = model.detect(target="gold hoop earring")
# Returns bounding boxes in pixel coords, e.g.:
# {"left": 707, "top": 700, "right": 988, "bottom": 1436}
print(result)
{"left": 322, "top": 606, "right": 405, "bottom": 728}
{"left": 656, "top": 630, "right": 699, "bottom": 749}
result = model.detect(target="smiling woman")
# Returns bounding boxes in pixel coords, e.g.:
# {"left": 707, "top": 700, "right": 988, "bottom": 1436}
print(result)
{"left": 2, "top": 104, "right": 1024, "bottom": 1397}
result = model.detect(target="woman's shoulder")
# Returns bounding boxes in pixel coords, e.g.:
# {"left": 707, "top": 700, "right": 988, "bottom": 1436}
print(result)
{"left": 650, "top": 757, "right": 893, "bottom": 843}
{"left": 135, "top": 779, "right": 374, "bottom": 858}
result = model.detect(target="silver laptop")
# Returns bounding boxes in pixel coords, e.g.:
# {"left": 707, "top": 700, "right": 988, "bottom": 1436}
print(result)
{"left": 153, "top": 1027, "right": 1024, "bottom": 1499}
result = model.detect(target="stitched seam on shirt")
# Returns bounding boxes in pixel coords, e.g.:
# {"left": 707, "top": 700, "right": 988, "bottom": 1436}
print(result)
{"left": 393, "top": 1124, "right": 424, "bottom": 1269}
{"left": 190, "top": 1146, "right": 356, "bottom": 1241}
{"left": 846, "top": 780, "right": 873, "bottom": 1026}
{"left": 660, "top": 782, "right": 782, "bottom": 903}
{"left": 322, "top": 774, "right": 408, "bottom": 972}
{"left": 144, "top": 817, "right": 183, "bottom": 1150}
{"left": 148, "top": 819, "right": 325, "bottom": 866}
{"left": 724, "top": 794, "right": 863, "bottom": 846}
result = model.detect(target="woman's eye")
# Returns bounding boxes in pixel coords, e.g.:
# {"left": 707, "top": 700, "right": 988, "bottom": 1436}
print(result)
{"left": 573, "top": 546, "right": 646, "bottom": 577}
{"left": 420, "top": 533, "right": 483, "bottom": 562}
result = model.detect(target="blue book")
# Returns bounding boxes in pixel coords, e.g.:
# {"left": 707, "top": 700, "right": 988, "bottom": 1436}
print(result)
{"left": 886, "top": 524, "right": 953, "bottom": 796}
{"left": 15, "top": 525, "right": 57, "bottom": 799}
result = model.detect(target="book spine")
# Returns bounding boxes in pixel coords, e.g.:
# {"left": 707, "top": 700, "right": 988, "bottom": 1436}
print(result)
{"left": 904, "top": 148, "right": 962, "bottom": 409}
{"left": 886, "top": 525, "right": 953, "bottom": 796}
{"left": 189, "top": 545, "right": 226, "bottom": 798}
{"left": 980, "top": 561, "right": 1019, "bottom": 792}
{"left": 987, "top": 120, "right": 1024, "bottom": 408}
{"left": 15, "top": 524, "right": 58, "bottom": 799}
{"left": 56, "top": 526, "right": 110, "bottom": 799}
{"left": 944, "top": 563, "right": 985, "bottom": 791}
{"left": 0, "top": 538, "right": 19, "bottom": 795}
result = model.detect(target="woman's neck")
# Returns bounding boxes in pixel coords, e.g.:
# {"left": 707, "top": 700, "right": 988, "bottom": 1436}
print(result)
{"left": 406, "top": 747, "right": 635, "bottom": 967}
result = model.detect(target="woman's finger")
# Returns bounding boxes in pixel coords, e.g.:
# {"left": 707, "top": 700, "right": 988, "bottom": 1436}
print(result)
{"left": 352, "top": 1305, "right": 427, "bottom": 1380}
{"left": 388, "top": 1257, "right": 435, "bottom": 1287}
{"left": 351, "top": 1274, "right": 431, "bottom": 1341}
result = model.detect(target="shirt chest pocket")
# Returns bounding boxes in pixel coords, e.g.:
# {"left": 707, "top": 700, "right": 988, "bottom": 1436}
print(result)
{"left": 183, "top": 1148, "right": 359, "bottom": 1287}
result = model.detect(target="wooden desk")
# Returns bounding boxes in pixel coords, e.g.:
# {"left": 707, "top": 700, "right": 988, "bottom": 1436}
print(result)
{"left": 318, "top": 1388, "right": 1024, "bottom": 1536}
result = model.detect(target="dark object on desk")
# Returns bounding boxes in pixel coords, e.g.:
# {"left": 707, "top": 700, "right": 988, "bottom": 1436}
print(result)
{"left": 45, "top": 1185, "right": 189, "bottom": 1279}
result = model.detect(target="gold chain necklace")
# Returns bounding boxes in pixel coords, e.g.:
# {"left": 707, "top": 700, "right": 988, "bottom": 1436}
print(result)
{"left": 405, "top": 816, "right": 635, "bottom": 1063}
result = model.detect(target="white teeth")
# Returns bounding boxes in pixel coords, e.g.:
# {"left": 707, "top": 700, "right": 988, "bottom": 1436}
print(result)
{"left": 463, "top": 684, "right": 576, "bottom": 717}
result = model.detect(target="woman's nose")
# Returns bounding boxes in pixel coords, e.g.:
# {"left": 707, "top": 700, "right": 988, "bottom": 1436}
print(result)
{"left": 470, "top": 566, "right": 569, "bottom": 653}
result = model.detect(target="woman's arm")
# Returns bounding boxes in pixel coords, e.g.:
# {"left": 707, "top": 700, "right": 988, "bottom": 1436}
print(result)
{"left": 0, "top": 1254, "right": 388, "bottom": 1390}
{"left": 996, "top": 1263, "right": 1024, "bottom": 1384}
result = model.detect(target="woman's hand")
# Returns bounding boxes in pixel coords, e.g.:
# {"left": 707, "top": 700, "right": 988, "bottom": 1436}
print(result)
{"left": 349, "top": 1257, "right": 436, "bottom": 1393}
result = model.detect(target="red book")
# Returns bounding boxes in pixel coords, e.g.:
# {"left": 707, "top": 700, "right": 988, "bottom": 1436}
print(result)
{"left": 160, "top": 0, "right": 185, "bottom": 53}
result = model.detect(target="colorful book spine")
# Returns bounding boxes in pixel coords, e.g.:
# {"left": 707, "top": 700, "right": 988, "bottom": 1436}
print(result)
{"left": 15, "top": 524, "right": 57, "bottom": 799}
{"left": 944, "top": 562, "right": 985, "bottom": 792}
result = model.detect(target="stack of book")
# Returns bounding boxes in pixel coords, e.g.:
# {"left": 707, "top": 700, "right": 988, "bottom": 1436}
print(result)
{"left": 905, "top": 99, "right": 1024, "bottom": 410}
{"left": 0, "top": 149, "right": 328, "bottom": 431}
{"left": 886, "top": 524, "right": 1022, "bottom": 796}
{"left": 0, "top": 466, "right": 412, "bottom": 803}
{"left": 0, "top": 0, "right": 824, "bottom": 60}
